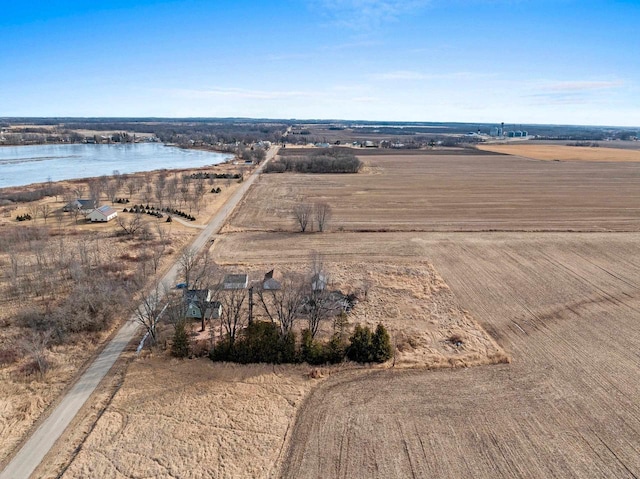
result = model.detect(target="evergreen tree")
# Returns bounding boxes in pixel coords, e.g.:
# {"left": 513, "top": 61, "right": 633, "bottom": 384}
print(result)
{"left": 171, "top": 320, "right": 190, "bottom": 358}
{"left": 372, "top": 323, "right": 393, "bottom": 362}
{"left": 347, "top": 324, "right": 373, "bottom": 363}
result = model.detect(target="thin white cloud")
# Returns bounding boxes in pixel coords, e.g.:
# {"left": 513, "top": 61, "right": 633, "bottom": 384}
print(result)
{"left": 543, "top": 80, "right": 624, "bottom": 92}
{"left": 310, "top": 0, "right": 431, "bottom": 29}
{"left": 527, "top": 80, "right": 625, "bottom": 106}
{"left": 371, "top": 70, "right": 493, "bottom": 81}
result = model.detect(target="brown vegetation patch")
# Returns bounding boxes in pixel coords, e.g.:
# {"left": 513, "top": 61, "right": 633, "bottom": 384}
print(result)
{"left": 60, "top": 358, "right": 315, "bottom": 479}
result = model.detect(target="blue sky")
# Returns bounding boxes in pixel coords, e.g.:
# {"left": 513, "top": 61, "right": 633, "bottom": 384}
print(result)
{"left": 1, "top": 0, "right": 638, "bottom": 126}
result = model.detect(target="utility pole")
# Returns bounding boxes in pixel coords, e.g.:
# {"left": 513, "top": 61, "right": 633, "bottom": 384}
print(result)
{"left": 248, "top": 286, "right": 254, "bottom": 324}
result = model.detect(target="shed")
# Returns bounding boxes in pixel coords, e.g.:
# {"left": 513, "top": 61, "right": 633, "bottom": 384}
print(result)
{"left": 183, "top": 289, "right": 212, "bottom": 320}
{"left": 64, "top": 198, "right": 97, "bottom": 213}
{"left": 223, "top": 273, "right": 249, "bottom": 290}
{"left": 262, "top": 270, "right": 282, "bottom": 290}
{"left": 87, "top": 205, "right": 118, "bottom": 222}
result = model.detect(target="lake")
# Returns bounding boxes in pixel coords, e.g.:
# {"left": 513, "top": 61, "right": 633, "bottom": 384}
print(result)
{"left": 0, "top": 143, "right": 233, "bottom": 188}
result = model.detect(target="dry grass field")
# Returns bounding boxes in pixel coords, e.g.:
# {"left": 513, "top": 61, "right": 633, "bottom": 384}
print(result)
{"left": 225, "top": 151, "right": 640, "bottom": 232}
{"left": 60, "top": 358, "right": 316, "bottom": 479}
{"left": 280, "top": 232, "right": 640, "bottom": 478}
{"left": 477, "top": 143, "right": 640, "bottom": 162}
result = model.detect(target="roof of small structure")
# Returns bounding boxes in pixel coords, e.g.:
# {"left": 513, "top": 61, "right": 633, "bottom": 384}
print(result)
{"left": 95, "top": 205, "right": 118, "bottom": 216}
{"left": 223, "top": 273, "right": 248, "bottom": 289}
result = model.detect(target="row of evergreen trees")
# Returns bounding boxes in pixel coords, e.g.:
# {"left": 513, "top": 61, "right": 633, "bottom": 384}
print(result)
{"left": 181, "top": 321, "right": 393, "bottom": 365}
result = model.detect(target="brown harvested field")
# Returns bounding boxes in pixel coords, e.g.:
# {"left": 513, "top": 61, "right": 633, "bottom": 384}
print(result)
{"left": 225, "top": 151, "right": 640, "bottom": 232}
{"left": 280, "top": 232, "right": 640, "bottom": 478}
{"left": 477, "top": 143, "right": 640, "bottom": 162}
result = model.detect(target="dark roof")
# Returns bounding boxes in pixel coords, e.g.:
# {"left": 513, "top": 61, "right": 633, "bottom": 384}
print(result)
{"left": 77, "top": 199, "right": 97, "bottom": 209}
{"left": 223, "top": 274, "right": 248, "bottom": 289}
{"left": 263, "top": 277, "right": 281, "bottom": 290}
{"left": 183, "top": 289, "right": 210, "bottom": 304}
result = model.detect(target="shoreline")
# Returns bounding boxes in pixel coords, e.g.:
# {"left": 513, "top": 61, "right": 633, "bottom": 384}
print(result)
{"left": 0, "top": 143, "right": 236, "bottom": 191}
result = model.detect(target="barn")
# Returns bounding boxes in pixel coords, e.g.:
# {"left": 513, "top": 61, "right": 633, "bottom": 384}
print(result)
{"left": 87, "top": 205, "right": 118, "bottom": 222}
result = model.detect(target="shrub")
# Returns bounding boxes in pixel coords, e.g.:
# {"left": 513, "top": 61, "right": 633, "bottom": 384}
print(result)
{"left": 0, "top": 344, "right": 22, "bottom": 365}
{"left": 325, "top": 332, "right": 347, "bottom": 364}
{"left": 301, "top": 329, "right": 326, "bottom": 365}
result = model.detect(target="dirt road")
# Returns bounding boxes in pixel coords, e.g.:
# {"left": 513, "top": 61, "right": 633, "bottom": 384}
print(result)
{"left": 0, "top": 146, "right": 278, "bottom": 479}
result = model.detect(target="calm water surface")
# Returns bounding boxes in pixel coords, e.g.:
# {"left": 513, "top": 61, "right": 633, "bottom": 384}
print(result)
{"left": 0, "top": 143, "right": 232, "bottom": 188}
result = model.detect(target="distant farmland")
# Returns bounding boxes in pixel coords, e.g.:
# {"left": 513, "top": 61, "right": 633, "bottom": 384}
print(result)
{"left": 225, "top": 149, "right": 640, "bottom": 232}
{"left": 477, "top": 143, "right": 640, "bottom": 162}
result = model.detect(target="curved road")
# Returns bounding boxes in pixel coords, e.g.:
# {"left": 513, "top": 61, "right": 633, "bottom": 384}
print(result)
{"left": 0, "top": 146, "right": 279, "bottom": 479}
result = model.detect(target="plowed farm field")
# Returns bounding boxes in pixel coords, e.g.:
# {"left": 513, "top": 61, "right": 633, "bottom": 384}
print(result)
{"left": 225, "top": 152, "right": 640, "bottom": 232}
{"left": 279, "top": 232, "right": 640, "bottom": 479}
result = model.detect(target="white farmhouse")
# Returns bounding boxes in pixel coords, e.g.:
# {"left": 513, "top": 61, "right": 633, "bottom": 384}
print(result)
{"left": 87, "top": 205, "right": 118, "bottom": 222}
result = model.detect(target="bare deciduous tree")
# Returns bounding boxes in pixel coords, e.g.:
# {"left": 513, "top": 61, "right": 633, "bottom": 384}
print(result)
{"left": 105, "top": 179, "right": 119, "bottom": 204}
{"left": 133, "top": 285, "right": 165, "bottom": 347}
{"left": 155, "top": 174, "right": 167, "bottom": 208}
{"left": 27, "top": 204, "right": 39, "bottom": 222}
{"left": 304, "top": 253, "right": 336, "bottom": 337}
{"left": 74, "top": 185, "right": 86, "bottom": 199}
{"left": 116, "top": 213, "right": 144, "bottom": 236}
{"left": 150, "top": 242, "right": 166, "bottom": 274}
{"left": 88, "top": 178, "right": 103, "bottom": 204}
{"left": 39, "top": 204, "right": 52, "bottom": 224}
{"left": 20, "top": 330, "right": 52, "bottom": 376}
{"left": 314, "top": 202, "right": 332, "bottom": 232}
{"left": 219, "top": 286, "right": 247, "bottom": 344}
{"left": 125, "top": 179, "right": 137, "bottom": 198}
{"left": 257, "top": 273, "right": 305, "bottom": 337}
{"left": 178, "top": 247, "right": 216, "bottom": 289}
{"left": 293, "top": 203, "right": 313, "bottom": 232}
{"left": 142, "top": 182, "right": 154, "bottom": 205}
{"left": 55, "top": 208, "right": 65, "bottom": 228}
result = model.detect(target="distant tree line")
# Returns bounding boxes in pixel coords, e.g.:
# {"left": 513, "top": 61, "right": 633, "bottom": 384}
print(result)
{"left": 265, "top": 149, "right": 362, "bottom": 174}
{"left": 0, "top": 182, "right": 64, "bottom": 204}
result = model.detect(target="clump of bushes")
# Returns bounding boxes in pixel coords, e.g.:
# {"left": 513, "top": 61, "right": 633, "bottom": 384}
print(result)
{"left": 210, "top": 322, "right": 297, "bottom": 364}
{"left": 265, "top": 149, "right": 362, "bottom": 174}
{"left": 190, "top": 172, "right": 240, "bottom": 180}
{"left": 16, "top": 213, "right": 32, "bottom": 221}
{"left": 209, "top": 321, "right": 392, "bottom": 365}
{"left": 347, "top": 323, "right": 392, "bottom": 363}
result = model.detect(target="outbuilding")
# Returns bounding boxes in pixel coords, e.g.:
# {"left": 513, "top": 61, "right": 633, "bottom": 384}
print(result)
{"left": 87, "top": 205, "right": 118, "bottom": 222}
